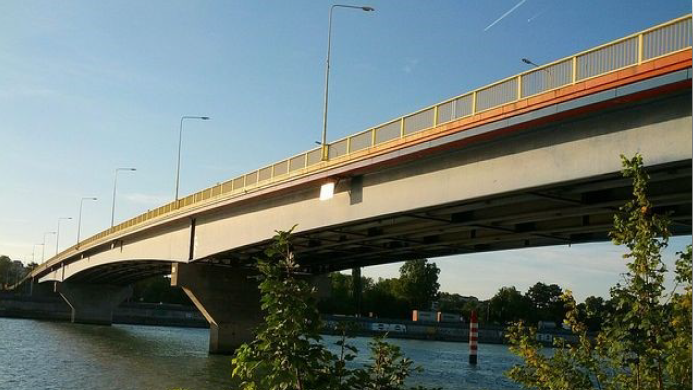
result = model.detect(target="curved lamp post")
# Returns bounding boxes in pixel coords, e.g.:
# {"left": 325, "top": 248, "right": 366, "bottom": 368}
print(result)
{"left": 175, "top": 116, "right": 210, "bottom": 200}
{"left": 42, "top": 232, "right": 55, "bottom": 263}
{"left": 55, "top": 217, "right": 72, "bottom": 256}
{"left": 522, "top": 57, "right": 553, "bottom": 88}
{"left": 111, "top": 168, "right": 136, "bottom": 227}
{"left": 320, "top": 4, "right": 375, "bottom": 160}
{"left": 77, "top": 197, "right": 97, "bottom": 245}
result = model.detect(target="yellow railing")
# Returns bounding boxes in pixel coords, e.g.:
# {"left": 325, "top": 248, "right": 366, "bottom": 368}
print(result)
{"left": 47, "top": 14, "right": 692, "bottom": 266}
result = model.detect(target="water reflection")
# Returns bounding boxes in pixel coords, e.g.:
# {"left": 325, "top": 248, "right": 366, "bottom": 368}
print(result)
{"left": 1, "top": 318, "right": 521, "bottom": 390}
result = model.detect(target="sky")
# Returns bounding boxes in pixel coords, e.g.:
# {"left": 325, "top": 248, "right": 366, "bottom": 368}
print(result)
{"left": 0, "top": 0, "right": 690, "bottom": 301}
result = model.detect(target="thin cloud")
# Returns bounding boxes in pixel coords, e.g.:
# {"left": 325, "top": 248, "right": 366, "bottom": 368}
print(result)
{"left": 402, "top": 58, "right": 420, "bottom": 74}
{"left": 484, "top": 0, "right": 527, "bottom": 32}
{"left": 527, "top": 9, "right": 546, "bottom": 23}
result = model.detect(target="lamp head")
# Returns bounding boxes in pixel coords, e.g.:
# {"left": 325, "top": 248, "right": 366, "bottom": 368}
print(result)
{"left": 201, "top": 116, "right": 210, "bottom": 120}
{"left": 362, "top": 6, "right": 375, "bottom": 11}
{"left": 521, "top": 58, "right": 532, "bottom": 64}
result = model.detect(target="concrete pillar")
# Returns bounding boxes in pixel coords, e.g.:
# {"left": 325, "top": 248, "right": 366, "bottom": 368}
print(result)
{"left": 171, "top": 263, "right": 263, "bottom": 355}
{"left": 352, "top": 267, "right": 362, "bottom": 316}
{"left": 311, "top": 274, "right": 332, "bottom": 300}
{"left": 29, "top": 278, "right": 58, "bottom": 298}
{"left": 57, "top": 283, "right": 133, "bottom": 325}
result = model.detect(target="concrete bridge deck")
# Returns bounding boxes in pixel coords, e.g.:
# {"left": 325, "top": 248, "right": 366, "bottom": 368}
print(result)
{"left": 14, "top": 16, "right": 692, "bottom": 354}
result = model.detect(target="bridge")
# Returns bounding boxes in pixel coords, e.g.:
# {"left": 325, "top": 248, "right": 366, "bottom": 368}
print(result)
{"left": 16, "top": 15, "right": 693, "bottom": 353}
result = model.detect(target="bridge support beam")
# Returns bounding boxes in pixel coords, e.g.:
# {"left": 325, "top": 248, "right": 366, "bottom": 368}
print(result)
{"left": 57, "top": 283, "right": 133, "bottom": 325}
{"left": 29, "top": 278, "right": 58, "bottom": 298}
{"left": 352, "top": 267, "right": 362, "bottom": 316}
{"left": 171, "top": 263, "right": 263, "bottom": 355}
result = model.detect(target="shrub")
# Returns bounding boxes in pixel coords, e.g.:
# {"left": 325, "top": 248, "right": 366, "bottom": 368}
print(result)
{"left": 506, "top": 154, "right": 692, "bottom": 390}
{"left": 232, "top": 228, "right": 438, "bottom": 390}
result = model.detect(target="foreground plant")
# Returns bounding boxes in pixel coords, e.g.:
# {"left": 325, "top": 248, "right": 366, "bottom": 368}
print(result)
{"left": 232, "top": 228, "right": 437, "bottom": 390}
{"left": 507, "top": 154, "right": 692, "bottom": 390}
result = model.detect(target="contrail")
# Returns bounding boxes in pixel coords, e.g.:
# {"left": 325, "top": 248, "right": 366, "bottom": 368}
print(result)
{"left": 484, "top": 0, "right": 527, "bottom": 31}
{"left": 527, "top": 9, "right": 545, "bottom": 23}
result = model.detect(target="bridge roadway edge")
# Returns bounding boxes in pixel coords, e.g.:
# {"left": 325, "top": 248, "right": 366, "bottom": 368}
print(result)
{"left": 19, "top": 56, "right": 692, "bottom": 354}
{"left": 31, "top": 63, "right": 691, "bottom": 285}
{"left": 27, "top": 51, "right": 691, "bottom": 286}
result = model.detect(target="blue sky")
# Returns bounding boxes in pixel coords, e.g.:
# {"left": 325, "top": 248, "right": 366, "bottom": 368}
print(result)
{"left": 0, "top": 1, "right": 690, "bottom": 301}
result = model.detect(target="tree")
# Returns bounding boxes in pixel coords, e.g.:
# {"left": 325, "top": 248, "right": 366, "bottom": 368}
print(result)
{"left": 665, "top": 245, "right": 692, "bottom": 386}
{"left": 437, "top": 292, "right": 479, "bottom": 316}
{"left": 398, "top": 259, "right": 440, "bottom": 310}
{"left": 0, "top": 256, "right": 32, "bottom": 289}
{"left": 489, "top": 286, "right": 531, "bottom": 325}
{"left": 526, "top": 282, "right": 565, "bottom": 325}
{"left": 231, "top": 229, "right": 438, "bottom": 390}
{"left": 363, "top": 277, "right": 409, "bottom": 319}
{"left": 506, "top": 154, "right": 693, "bottom": 390}
{"left": 319, "top": 273, "right": 374, "bottom": 316}
{"left": 576, "top": 296, "right": 610, "bottom": 332}
{"left": 0, "top": 255, "right": 11, "bottom": 287}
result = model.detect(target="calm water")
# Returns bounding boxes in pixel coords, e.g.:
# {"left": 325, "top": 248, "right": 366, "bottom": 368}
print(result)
{"left": 0, "top": 318, "right": 522, "bottom": 390}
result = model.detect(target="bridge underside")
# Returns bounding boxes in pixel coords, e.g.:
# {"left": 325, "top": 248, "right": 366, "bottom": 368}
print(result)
{"left": 192, "top": 90, "right": 692, "bottom": 274}
{"left": 62, "top": 260, "right": 172, "bottom": 285}
{"left": 201, "top": 159, "right": 691, "bottom": 273}
{"left": 58, "top": 155, "right": 692, "bottom": 282}
{"left": 63, "top": 159, "right": 692, "bottom": 281}
{"left": 41, "top": 87, "right": 693, "bottom": 284}
{"left": 33, "top": 69, "right": 692, "bottom": 287}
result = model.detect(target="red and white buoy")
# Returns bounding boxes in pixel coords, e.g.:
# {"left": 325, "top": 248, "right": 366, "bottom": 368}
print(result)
{"left": 469, "top": 310, "right": 478, "bottom": 365}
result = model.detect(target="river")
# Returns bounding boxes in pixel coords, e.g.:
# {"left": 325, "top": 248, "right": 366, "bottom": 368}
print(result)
{"left": 0, "top": 318, "right": 522, "bottom": 390}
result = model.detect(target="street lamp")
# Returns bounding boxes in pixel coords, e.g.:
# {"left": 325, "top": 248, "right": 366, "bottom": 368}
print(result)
{"left": 42, "top": 232, "right": 56, "bottom": 262}
{"left": 32, "top": 244, "right": 43, "bottom": 264}
{"left": 77, "top": 197, "right": 98, "bottom": 245}
{"left": 320, "top": 4, "right": 375, "bottom": 160}
{"left": 521, "top": 58, "right": 540, "bottom": 67}
{"left": 521, "top": 57, "right": 553, "bottom": 89}
{"left": 55, "top": 217, "right": 72, "bottom": 256}
{"left": 175, "top": 116, "right": 210, "bottom": 200}
{"left": 111, "top": 168, "right": 136, "bottom": 227}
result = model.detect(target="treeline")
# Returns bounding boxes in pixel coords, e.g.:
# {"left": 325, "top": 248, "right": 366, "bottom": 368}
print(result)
{"left": 319, "top": 259, "right": 441, "bottom": 319}
{"left": 479, "top": 284, "right": 610, "bottom": 331}
{"left": 320, "top": 258, "right": 609, "bottom": 331}
{"left": 0, "top": 256, "right": 36, "bottom": 289}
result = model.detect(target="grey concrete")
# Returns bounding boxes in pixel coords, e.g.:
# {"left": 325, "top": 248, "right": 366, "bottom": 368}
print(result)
{"left": 171, "top": 263, "right": 263, "bottom": 354}
{"left": 15, "top": 68, "right": 691, "bottom": 356}
{"left": 57, "top": 283, "right": 133, "bottom": 325}
{"left": 29, "top": 278, "right": 58, "bottom": 298}
{"left": 37, "top": 88, "right": 692, "bottom": 283}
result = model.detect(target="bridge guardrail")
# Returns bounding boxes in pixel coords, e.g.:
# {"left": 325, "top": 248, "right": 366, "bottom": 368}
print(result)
{"left": 47, "top": 15, "right": 692, "bottom": 267}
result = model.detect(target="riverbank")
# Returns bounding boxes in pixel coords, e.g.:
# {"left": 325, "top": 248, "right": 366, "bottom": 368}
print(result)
{"left": 0, "top": 293, "right": 576, "bottom": 345}
{"left": 0, "top": 293, "right": 208, "bottom": 327}
{"left": 323, "top": 315, "right": 579, "bottom": 345}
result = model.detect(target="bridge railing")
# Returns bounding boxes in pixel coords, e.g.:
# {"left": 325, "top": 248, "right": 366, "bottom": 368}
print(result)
{"left": 49, "top": 15, "right": 692, "bottom": 265}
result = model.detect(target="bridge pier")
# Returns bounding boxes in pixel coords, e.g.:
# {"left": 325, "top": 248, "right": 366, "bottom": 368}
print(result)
{"left": 56, "top": 283, "right": 133, "bottom": 325}
{"left": 171, "top": 263, "right": 263, "bottom": 355}
{"left": 29, "top": 278, "right": 58, "bottom": 298}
